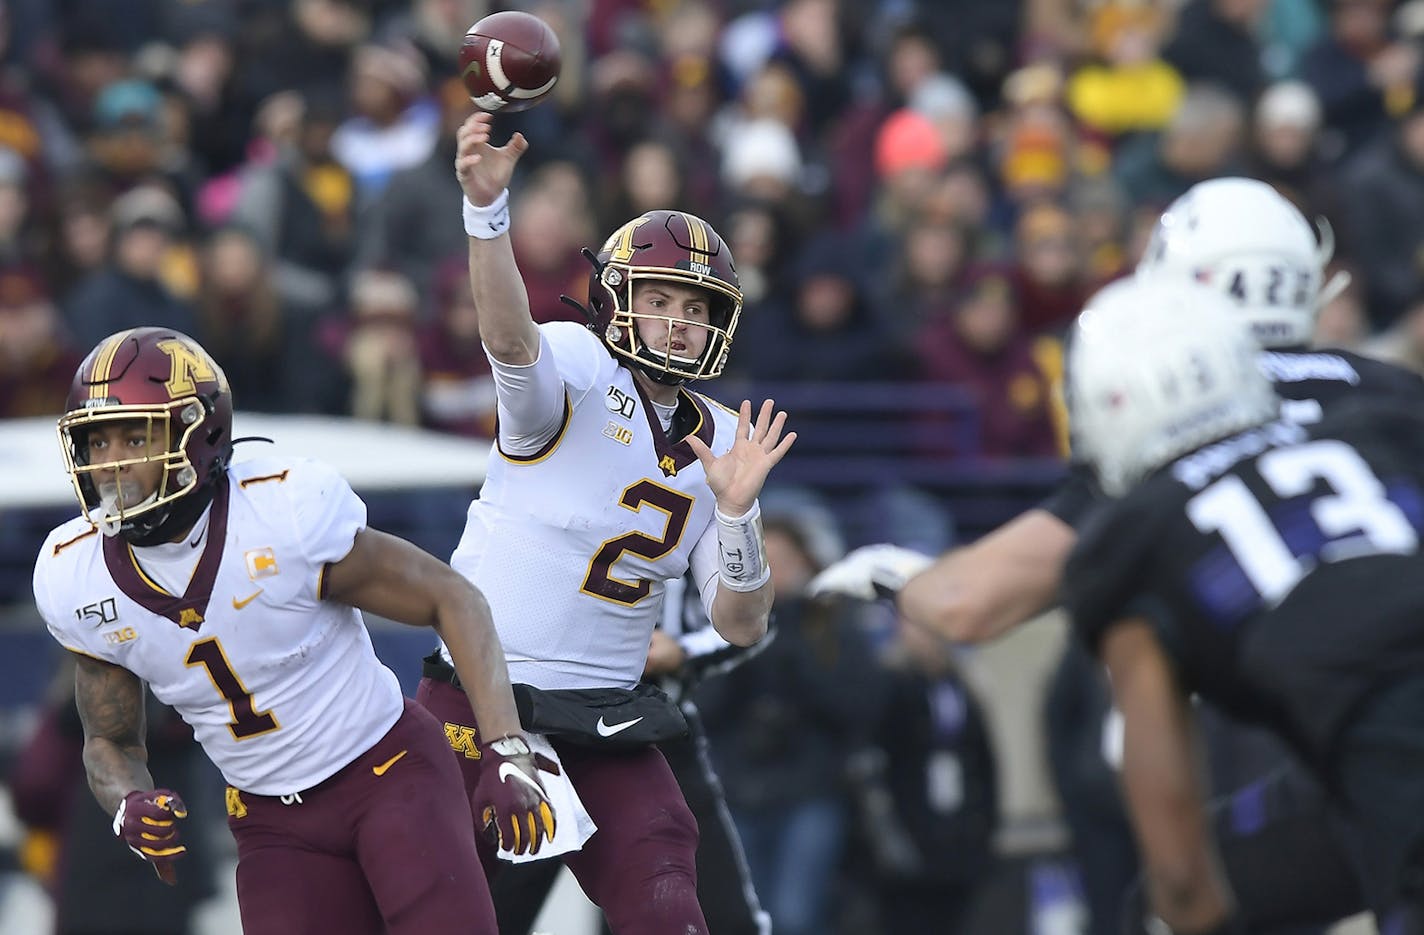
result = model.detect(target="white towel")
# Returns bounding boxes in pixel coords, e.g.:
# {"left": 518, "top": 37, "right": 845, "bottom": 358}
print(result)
{"left": 498, "top": 733, "right": 597, "bottom": 864}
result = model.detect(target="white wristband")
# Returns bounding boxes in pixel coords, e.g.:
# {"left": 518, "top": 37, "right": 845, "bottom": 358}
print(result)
{"left": 464, "top": 189, "right": 511, "bottom": 239}
{"left": 715, "top": 500, "right": 770, "bottom": 592}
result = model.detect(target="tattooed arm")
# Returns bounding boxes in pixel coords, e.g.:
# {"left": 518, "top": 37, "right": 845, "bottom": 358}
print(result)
{"left": 74, "top": 652, "right": 154, "bottom": 814}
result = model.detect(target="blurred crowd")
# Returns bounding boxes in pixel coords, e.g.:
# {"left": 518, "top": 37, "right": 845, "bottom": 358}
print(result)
{"left": 6, "top": 0, "right": 1421, "bottom": 460}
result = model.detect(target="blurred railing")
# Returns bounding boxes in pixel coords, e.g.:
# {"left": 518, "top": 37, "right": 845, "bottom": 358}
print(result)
{"left": 730, "top": 382, "right": 1068, "bottom": 543}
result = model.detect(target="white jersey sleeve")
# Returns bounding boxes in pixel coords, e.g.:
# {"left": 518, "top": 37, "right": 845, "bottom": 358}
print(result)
{"left": 295, "top": 459, "right": 367, "bottom": 568}
{"left": 33, "top": 521, "right": 91, "bottom": 654}
{"left": 688, "top": 522, "right": 722, "bottom": 621}
{"left": 491, "top": 322, "right": 608, "bottom": 456}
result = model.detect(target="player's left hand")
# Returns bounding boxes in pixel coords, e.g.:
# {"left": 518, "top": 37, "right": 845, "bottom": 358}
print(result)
{"left": 471, "top": 734, "right": 557, "bottom": 856}
{"left": 687, "top": 399, "right": 796, "bottom": 517}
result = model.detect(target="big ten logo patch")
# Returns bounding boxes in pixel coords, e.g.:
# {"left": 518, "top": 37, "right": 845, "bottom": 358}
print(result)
{"left": 102, "top": 626, "right": 138, "bottom": 645}
{"left": 603, "top": 422, "right": 634, "bottom": 446}
{"left": 244, "top": 548, "right": 279, "bottom": 581}
{"left": 606, "top": 386, "right": 636, "bottom": 419}
{"left": 444, "top": 723, "right": 482, "bottom": 759}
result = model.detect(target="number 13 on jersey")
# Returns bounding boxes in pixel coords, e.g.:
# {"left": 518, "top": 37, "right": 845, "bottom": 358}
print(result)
{"left": 1188, "top": 440, "right": 1419, "bottom": 604}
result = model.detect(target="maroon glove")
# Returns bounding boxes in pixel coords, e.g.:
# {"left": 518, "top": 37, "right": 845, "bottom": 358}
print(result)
{"left": 471, "top": 734, "right": 557, "bottom": 856}
{"left": 112, "top": 789, "right": 188, "bottom": 885}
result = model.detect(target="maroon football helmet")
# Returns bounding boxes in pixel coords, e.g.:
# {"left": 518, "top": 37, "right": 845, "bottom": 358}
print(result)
{"left": 58, "top": 327, "right": 233, "bottom": 543}
{"left": 587, "top": 211, "right": 743, "bottom": 384}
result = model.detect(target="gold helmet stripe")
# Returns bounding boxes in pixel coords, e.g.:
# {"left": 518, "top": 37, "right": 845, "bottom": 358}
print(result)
{"left": 89, "top": 329, "right": 135, "bottom": 400}
{"left": 681, "top": 212, "right": 708, "bottom": 258}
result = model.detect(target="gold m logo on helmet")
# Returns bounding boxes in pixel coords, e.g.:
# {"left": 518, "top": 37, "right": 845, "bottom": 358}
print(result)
{"left": 603, "top": 215, "right": 652, "bottom": 264}
{"left": 157, "top": 339, "right": 221, "bottom": 397}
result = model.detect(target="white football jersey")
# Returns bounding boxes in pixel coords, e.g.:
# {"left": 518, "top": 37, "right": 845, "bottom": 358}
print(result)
{"left": 449, "top": 322, "right": 740, "bottom": 690}
{"left": 33, "top": 456, "right": 404, "bottom": 796}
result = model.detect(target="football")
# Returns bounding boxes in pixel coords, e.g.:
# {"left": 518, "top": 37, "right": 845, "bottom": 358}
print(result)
{"left": 458, "top": 11, "right": 562, "bottom": 113}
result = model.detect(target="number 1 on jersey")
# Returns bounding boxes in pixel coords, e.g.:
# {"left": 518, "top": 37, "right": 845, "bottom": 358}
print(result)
{"left": 186, "top": 637, "right": 280, "bottom": 739}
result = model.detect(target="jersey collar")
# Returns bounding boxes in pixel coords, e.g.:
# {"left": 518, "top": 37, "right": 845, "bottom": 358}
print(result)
{"left": 630, "top": 378, "right": 714, "bottom": 477}
{"left": 103, "top": 478, "right": 231, "bottom": 631}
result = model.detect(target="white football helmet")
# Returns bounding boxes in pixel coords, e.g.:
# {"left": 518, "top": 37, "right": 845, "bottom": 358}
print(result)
{"left": 1068, "top": 276, "right": 1279, "bottom": 496}
{"left": 1137, "top": 177, "right": 1337, "bottom": 348}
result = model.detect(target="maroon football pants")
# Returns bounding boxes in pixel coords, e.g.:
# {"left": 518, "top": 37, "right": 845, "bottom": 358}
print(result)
{"left": 225, "top": 698, "right": 498, "bottom": 934}
{"left": 416, "top": 676, "right": 709, "bottom": 935}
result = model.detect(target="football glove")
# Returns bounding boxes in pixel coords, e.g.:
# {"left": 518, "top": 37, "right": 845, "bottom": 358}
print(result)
{"left": 471, "top": 734, "right": 557, "bottom": 857}
{"left": 113, "top": 789, "right": 188, "bottom": 885}
{"left": 806, "top": 544, "right": 934, "bottom": 601}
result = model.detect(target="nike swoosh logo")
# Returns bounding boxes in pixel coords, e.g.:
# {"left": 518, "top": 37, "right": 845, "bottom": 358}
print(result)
{"left": 595, "top": 716, "right": 644, "bottom": 737}
{"left": 372, "top": 750, "right": 407, "bottom": 777}
{"left": 231, "top": 590, "right": 263, "bottom": 610}
{"left": 497, "top": 761, "right": 546, "bottom": 796}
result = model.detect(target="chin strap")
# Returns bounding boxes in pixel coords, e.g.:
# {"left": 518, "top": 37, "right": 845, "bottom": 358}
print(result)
{"left": 123, "top": 482, "right": 218, "bottom": 547}
{"left": 121, "top": 444, "right": 231, "bottom": 547}
{"left": 633, "top": 359, "right": 689, "bottom": 386}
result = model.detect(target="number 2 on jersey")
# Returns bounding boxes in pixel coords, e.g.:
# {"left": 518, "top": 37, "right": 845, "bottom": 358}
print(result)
{"left": 582, "top": 480, "right": 695, "bottom": 605}
{"left": 1187, "top": 440, "right": 1417, "bottom": 603}
{"left": 186, "top": 637, "right": 280, "bottom": 739}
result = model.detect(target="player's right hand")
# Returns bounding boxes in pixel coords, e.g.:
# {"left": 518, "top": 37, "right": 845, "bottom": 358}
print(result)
{"left": 113, "top": 788, "right": 188, "bottom": 885}
{"left": 471, "top": 734, "right": 557, "bottom": 857}
{"left": 455, "top": 112, "right": 528, "bottom": 207}
{"left": 806, "top": 544, "right": 934, "bottom": 601}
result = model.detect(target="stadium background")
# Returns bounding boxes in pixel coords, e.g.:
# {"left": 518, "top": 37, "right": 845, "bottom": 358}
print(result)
{"left": 0, "top": 0, "right": 1414, "bottom": 931}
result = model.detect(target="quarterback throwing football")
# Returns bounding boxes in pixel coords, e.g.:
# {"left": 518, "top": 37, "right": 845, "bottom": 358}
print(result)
{"left": 415, "top": 111, "right": 794, "bottom": 935}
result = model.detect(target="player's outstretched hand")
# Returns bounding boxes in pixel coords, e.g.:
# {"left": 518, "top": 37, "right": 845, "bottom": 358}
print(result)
{"left": 807, "top": 544, "right": 934, "bottom": 601}
{"left": 687, "top": 399, "right": 796, "bottom": 518}
{"left": 455, "top": 112, "right": 529, "bottom": 207}
{"left": 113, "top": 788, "right": 188, "bottom": 885}
{"left": 471, "top": 734, "right": 557, "bottom": 857}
